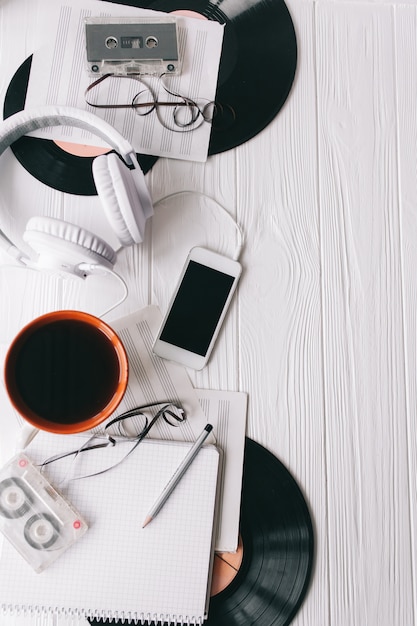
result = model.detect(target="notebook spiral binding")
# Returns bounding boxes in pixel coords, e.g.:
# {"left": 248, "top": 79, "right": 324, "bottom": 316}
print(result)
{"left": 0, "top": 606, "right": 205, "bottom": 624}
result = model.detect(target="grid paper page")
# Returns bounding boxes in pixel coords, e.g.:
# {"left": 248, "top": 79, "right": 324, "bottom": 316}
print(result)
{"left": 0, "top": 432, "right": 219, "bottom": 623}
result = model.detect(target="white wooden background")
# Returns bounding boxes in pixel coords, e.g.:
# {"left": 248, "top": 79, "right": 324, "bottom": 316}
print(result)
{"left": 1, "top": 0, "right": 417, "bottom": 624}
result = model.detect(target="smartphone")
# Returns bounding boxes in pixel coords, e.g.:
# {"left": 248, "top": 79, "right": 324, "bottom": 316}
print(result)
{"left": 153, "top": 247, "right": 242, "bottom": 370}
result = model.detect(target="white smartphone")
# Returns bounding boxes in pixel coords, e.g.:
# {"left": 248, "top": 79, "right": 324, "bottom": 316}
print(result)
{"left": 153, "top": 247, "right": 242, "bottom": 370}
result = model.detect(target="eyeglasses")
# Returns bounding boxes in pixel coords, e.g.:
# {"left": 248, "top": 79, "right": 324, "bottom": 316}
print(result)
{"left": 104, "top": 400, "right": 186, "bottom": 439}
{"left": 40, "top": 401, "right": 186, "bottom": 482}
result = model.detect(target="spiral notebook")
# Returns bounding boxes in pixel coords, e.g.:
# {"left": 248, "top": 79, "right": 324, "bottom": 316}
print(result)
{"left": 0, "top": 432, "right": 219, "bottom": 624}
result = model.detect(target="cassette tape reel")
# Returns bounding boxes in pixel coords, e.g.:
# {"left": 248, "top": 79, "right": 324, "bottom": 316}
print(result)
{"left": 85, "top": 17, "right": 181, "bottom": 76}
{"left": 0, "top": 454, "right": 87, "bottom": 572}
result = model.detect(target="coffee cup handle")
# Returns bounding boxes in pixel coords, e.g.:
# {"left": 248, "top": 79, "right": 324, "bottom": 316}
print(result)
{"left": 17, "top": 424, "right": 39, "bottom": 451}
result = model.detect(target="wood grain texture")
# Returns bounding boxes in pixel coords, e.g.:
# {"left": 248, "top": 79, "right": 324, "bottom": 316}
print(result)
{"left": 1, "top": 0, "right": 417, "bottom": 625}
{"left": 395, "top": 3, "right": 417, "bottom": 624}
{"left": 316, "top": 2, "right": 413, "bottom": 624}
{"left": 234, "top": 2, "right": 328, "bottom": 624}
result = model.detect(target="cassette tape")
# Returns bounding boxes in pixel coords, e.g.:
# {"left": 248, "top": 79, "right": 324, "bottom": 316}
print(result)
{"left": 0, "top": 453, "right": 88, "bottom": 572}
{"left": 85, "top": 17, "right": 181, "bottom": 76}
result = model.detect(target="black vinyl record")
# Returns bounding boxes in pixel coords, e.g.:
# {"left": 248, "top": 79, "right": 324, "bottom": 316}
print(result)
{"left": 206, "top": 437, "right": 314, "bottom": 626}
{"left": 2, "top": 53, "right": 158, "bottom": 195}
{"left": 3, "top": 0, "right": 297, "bottom": 192}
{"left": 89, "top": 437, "right": 314, "bottom": 626}
{"left": 117, "top": 0, "right": 298, "bottom": 155}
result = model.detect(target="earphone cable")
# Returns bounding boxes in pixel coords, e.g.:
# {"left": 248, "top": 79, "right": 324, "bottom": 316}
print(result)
{"left": 96, "top": 268, "right": 129, "bottom": 318}
{"left": 152, "top": 190, "right": 245, "bottom": 261}
{"left": 77, "top": 264, "right": 129, "bottom": 318}
{"left": 0, "top": 262, "right": 128, "bottom": 319}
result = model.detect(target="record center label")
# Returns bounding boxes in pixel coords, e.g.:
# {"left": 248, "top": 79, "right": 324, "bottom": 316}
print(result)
{"left": 211, "top": 536, "right": 244, "bottom": 596}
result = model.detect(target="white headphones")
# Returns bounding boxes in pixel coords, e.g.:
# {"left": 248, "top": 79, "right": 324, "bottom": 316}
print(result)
{"left": 0, "top": 106, "right": 154, "bottom": 278}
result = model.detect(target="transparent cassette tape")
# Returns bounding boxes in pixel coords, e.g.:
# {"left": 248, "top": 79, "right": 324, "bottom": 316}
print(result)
{"left": 0, "top": 453, "right": 88, "bottom": 572}
{"left": 85, "top": 16, "right": 181, "bottom": 76}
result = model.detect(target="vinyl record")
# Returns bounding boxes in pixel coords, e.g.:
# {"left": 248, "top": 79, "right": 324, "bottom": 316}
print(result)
{"left": 123, "top": 0, "right": 298, "bottom": 154}
{"left": 3, "top": 0, "right": 296, "bottom": 191}
{"left": 206, "top": 437, "right": 314, "bottom": 625}
{"left": 88, "top": 437, "right": 314, "bottom": 626}
{"left": 2, "top": 54, "right": 158, "bottom": 195}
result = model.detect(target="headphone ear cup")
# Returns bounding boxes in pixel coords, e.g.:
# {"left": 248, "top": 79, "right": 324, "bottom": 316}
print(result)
{"left": 93, "top": 153, "right": 148, "bottom": 246}
{"left": 23, "top": 217, "right": 117, "bottom": 270}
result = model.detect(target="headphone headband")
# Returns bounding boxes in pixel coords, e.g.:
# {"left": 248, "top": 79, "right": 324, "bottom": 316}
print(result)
{"left": 0, "top": 106, "right": 135, "bottom": 164}
{"left": 0, "top": 106, "right": 153, "bottom": 276}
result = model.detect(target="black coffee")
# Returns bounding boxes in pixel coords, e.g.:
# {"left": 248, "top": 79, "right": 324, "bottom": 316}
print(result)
{"left": 14, "top": 319, "right": 121, "bottom": 424}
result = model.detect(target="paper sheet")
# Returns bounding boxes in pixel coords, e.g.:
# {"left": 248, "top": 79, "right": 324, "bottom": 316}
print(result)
{"left": 0, "top": 306, "right": 246, "bottom": 555}
{"left": 0, "top": 306, "right": 212, "bottom": 467}
{"left": 83, "top": 308, "right": 247, "bottom": 551}
{"left": 197, "top": 389, "right": 247, "bottom": 553}
{"left": 0, "top": 435, "right": 219, "bottom": 622}
{"left": 108, "top": 306, "right": 214, "bottom": 443}
{"left": 24, "top": 0, "right": 224, "bottom": 162}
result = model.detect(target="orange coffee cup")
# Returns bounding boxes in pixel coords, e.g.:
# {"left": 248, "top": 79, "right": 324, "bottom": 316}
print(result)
{"left": 4, "top": 310, "right": 128, "bottom": 434}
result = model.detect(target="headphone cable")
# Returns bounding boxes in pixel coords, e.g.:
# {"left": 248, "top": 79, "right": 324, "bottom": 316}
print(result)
{"left": 78, "top": 264, "right": 129, "bottom": 318}
{"left": 152, "top": 190, "right": 245, "bottom": 261}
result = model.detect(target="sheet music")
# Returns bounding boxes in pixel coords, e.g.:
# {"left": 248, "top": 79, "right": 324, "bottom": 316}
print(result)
{"left": 0, "top": 307, "right": 246, "bottom": 555}
{"left": 109, "top": 306, "right": 214, "bottom": 443}
{"left": 24, "top": 0, "right": 224, "bottom": 162}
{"left": 109, "top": 310, "right": 247, "bottom": 552}
{"left": 197, "top": 389, "right": 247, "bottom": 553}
{"left": 0, "top": 306, "right": 213, "bottom": 469}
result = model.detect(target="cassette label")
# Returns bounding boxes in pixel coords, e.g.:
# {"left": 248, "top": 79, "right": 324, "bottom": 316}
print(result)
{"left": 85, "top": 17, "right": 181, "bottom": 76}
{"left": 0, "top": 454, "right": 88, "bottom": 572}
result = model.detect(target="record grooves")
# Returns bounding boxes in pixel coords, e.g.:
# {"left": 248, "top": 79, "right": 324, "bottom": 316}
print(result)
{"left": 2, "top": 55, "right": 158, "bottom": 195}
{"left": 205, "top": 438, "right": 314, "bottom": 626}
{"left": 3, "top": 0, "right": 297, "bottom": 194}
{"left": 89, "top": 437, "right": 314, "bottom": 626}
{"left": 114, "top": 0, "right": 298, "bottom": 156}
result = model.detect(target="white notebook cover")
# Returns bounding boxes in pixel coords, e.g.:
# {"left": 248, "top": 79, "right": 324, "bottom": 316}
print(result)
{"left": 0, "top": 432, "right": 219, "bottom": 624}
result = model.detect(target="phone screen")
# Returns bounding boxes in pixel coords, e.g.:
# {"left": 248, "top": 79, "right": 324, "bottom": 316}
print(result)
{"left": 159, "top": 260, "right": 236, "bottom": 356}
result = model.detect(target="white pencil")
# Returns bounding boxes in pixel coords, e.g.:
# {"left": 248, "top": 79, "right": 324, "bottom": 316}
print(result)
{"left": 142, "top": 424, "right": 213, "bottom": 528}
